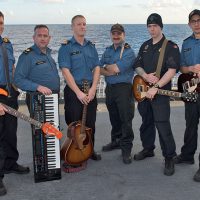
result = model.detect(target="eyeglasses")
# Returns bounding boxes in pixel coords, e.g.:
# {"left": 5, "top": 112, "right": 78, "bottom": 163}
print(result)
{"left": 190, "top": 19, "right": 200, "bottom": 25}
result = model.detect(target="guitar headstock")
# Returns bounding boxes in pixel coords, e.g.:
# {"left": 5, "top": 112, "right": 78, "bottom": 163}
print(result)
{"left": 82, "top": 80, "right": 90, "bottom": 95}
{"left": 41, "top": 122, "right": 63, "bottom": 139}
{"left": 182, "top": 92, "right": 198, "bottom": 102}
{"left": 0, "top": 88, "right": 8, "bottom": 97}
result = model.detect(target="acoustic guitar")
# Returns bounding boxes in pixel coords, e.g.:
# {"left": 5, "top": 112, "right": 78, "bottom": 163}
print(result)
{"left": 0, "top": 88, "right": 62, "bottom": 139}
{"left": 132, "top": 75, "right": 198, "bottom": 102}
{"left": 178, "top": 73, "right": 200, "bottom": 93}
{"left": 60, "top": 81, "right": 93, "bottom": 165}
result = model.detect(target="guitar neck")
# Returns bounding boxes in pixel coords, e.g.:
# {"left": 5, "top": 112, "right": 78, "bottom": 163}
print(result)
{"left": 81, "top": 104, "right": 87, "bottom": 134}
{"left": 1, "top": 103, "right": 42, "bottom": 128}
{"left": 157, "top": 89, "right": 182, "bottom": 98}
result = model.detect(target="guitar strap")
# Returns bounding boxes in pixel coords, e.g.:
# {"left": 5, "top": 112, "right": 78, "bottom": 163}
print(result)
{"left": 0, "top": 43, "right": 11, "bottom": 97}
{"left": 119, "top": 43, "right": 125, "bottom": 59}
{"left": 155, "top": 38, "right": 168, "bottom": 79}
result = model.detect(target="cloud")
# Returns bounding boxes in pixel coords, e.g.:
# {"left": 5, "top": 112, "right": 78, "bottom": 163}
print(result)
{"left": 41, "top": 0, "right": 65, "bottom": 3}
{"left": 194, "top": 0, "right": 200, "bottom": 5}
{"left": 139, "top": 0, "right": 182, "bottom": 9}
{"left": 114, "top": 5, "right": 132, "bottom": 8}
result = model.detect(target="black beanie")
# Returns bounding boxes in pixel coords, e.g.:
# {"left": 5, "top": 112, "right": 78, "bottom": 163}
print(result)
{"left": 147, "top": 13, "right": 163, "bottom": 29}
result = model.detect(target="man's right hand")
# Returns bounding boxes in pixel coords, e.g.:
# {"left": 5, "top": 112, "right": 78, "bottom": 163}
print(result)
{"left": 76, "top": 90, "right": 90, "bottom": 105}
{"left": 192, "top": 64, "right": 200, "bottom": 74}
{"left": 37, "top": 85, "right": 52, "bottom": 95}
{"left": 143, "top": 72, "right": 159, "bottom": 84}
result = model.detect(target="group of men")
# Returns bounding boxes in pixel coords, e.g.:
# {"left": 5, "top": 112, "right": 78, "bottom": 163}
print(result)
{"left": 0, "top": 9, "right": 200, "bottom": 196}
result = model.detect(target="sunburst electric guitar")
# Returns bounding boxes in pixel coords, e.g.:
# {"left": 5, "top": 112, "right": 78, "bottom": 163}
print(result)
{"left": 132, "top": 75, "right": 198, "bottom": 102}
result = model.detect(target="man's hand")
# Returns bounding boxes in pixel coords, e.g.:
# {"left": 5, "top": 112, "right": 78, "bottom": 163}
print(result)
{"left": 37, "top": 85, "right": 52, "bottom": 95}
{"left": 88, "top": 87, "right": 96, "bottom": 102}
{"left": 0, "top": 103, "right": 7, "bottom": 116}
{"left": 192, "top": 64, "right": 200, "bottom": 74}
{"left": 76, "top": 90, "right": 90, "bottom": 105}
{"left": 143, "top": 72, "right": 159, "bottom": 84}
{"left": 146, "top": 87, "right": 158, "bottom": 100}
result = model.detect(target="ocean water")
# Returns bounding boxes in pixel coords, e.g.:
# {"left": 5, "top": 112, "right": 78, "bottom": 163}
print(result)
{"left": 3, "top": 24, "right": 192, "bottom": 98}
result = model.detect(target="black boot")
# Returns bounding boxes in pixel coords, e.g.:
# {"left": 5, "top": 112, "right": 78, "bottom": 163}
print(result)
{"left": 102, "top": 141, "right": 120, "bottom": 152}
{"left": 164, "top": 158, "right": 175, "bottom": 176}
{"left": 134, "top": 149, "right": 155, "bottom": 161}
{"left": 173, "top": 154, "right": 194, "bottom": 164}
{"left": 193, "top": 168, "right": 200, "bottom": 182}
{"left": 90, "top": 151, "right": 101, "bottom": 161}
{"left": 122, "top": 150, "right": 132, "bottom": 164}
{"left": 0, "top": 179, "right": 6, "bottom": 196}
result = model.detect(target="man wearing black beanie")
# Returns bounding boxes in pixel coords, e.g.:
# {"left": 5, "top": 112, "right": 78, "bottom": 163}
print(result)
{"left": 133, "top": 13, "right": 180, "bottom": 176}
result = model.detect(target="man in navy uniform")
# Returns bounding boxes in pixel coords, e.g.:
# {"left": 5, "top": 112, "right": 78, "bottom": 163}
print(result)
{"left": 14, "top": 24, "right": 60, "bottom": 96}
{"left": 100, "top": 24, "right": 135, "bottom": 164}
{"left": 134, "top": 13, "right": 180, "bottom": 175}
{"left": 0, "top": 11, "right": 29, "bottom": 196}
{"left": 58, "top": 15, "right": 101, "bottom": 161}
{"left": 173, "top": 9, "right": 200, "bottom": 182}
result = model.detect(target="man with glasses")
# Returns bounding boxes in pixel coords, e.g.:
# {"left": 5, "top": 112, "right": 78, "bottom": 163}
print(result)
{"left": 100, "top": 24, "right": 135, "bottom": 164}
{"left": 134, "top": 13, "right": 180, "bottom": 175}
{"left": 173, "top": 9, "right": 200, "bottom": 182}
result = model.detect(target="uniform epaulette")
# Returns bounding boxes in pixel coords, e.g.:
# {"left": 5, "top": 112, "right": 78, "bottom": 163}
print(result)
{"left": 3, "top": 37, "right": 10, "bottom": 43}
{"left": 124, "top": 43, "right": 130, "bottom": 48}
{"left": 88, "top": 41, "right": 95, "bottom": 46}
{"left": 61, "top": 39, "right": 70, "bottom": 45}
{"left": 23, "top": 48, "right": 33, "bottom": 54}
{"left": 183, "top": 36, "right": 191, "bottom": 41}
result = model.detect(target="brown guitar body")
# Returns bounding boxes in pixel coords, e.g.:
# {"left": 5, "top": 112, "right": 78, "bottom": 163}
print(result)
{"left": 132, "top": 75, "right": 150, "bottom": 102}
{"left": 60, "top": 121, "right": 93, "bottom": 165}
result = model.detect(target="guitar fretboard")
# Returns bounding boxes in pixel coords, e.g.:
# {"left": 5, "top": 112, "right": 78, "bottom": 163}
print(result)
{"left": 1, "top": 103, "right": 42, "bottom": 128}
{"left": 157, "top": 89, "right": 182, "bottom": 98}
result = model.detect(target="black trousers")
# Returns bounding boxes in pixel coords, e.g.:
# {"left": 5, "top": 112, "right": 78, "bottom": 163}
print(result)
{"left": 64, "top": 85, "right": 97, "bottom": 145}
{"left": 138, "top": 95, "right": 176, "bottom": 158}
{"left": 181, "top": 96, "right": 200, "bottom": 160}
{"left": 105, "top": 83, "right": 134, "bottom": 154}
{"left": 0, "top": 87, "right": 19, "bottom": 178}
{"left": 138, "top": 100, "right": 156, "bottom": 151}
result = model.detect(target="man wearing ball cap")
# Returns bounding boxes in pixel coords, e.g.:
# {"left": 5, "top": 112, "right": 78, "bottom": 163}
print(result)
{"left": 134, "top": 13, "right": 180, "bottom": 176}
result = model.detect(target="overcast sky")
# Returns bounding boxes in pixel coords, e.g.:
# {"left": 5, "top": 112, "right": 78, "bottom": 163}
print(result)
{"left": 1, "top": 0, "right": 200, "bottom": 24}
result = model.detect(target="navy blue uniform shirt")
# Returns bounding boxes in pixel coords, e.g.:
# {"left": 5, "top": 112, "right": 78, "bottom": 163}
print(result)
{"left": 58, "top": 36, "right": 99, "bottom": 85}
{"left": 181, "top": 34, "right": 200, "bottom": 66}
{"left": 0, "top": 36, "right": 15, "bottom": 85}
{"left": 14, "top": 44, "right": 60, "bottom": 92}
{"left": 100, "top": 43, "right": 135, "bottom": 84}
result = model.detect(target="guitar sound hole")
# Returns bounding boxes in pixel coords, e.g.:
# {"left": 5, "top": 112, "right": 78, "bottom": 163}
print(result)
{"left": 83, "top": 133, "right": 89, "bottom": 145}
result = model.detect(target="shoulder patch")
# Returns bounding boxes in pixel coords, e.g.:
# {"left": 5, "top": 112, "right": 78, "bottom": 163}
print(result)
{"left": 124, "top": 43, "right": 131, "bottom": 48}
{"left": 3, "top": 37, "right": 10, "bottom": 43}
{"left": 23, "top": 48, "right": 32, "bottom": 54}
{"left": 61, "top": 39, "right": 70, "bottom": 45}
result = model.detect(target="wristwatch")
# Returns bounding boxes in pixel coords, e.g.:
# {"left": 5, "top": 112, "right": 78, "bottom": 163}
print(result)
{"left": 153, "top": 83, "right": 160, "bottom": 88}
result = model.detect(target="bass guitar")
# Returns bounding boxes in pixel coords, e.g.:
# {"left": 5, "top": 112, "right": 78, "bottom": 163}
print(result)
{"left": 178, "top": 73, "right": 200, "bottom": 93}
{"left": 132, "top": 75, "right": 198, "bottom": 102}
{"left": 0, "top": 88, "right": 62, "bottom": 139}
{"left": 60, "top": 81, "right": 93, "bottom": 165}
